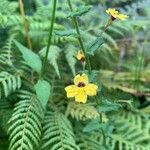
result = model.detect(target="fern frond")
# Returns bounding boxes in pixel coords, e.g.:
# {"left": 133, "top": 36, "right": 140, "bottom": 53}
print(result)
{"left": 39, "top": 45, "right": 62, "bottom": 78}
{"left": 65, "top": 45, "right": 77, "bottom": 76}
{"left": 30, "top": 21, "right": 65, "bottom": 31}
{"left": 102, "top": 32, "right": 118, "bottom": 49}
{"left": 8, "top": 91, "right": 43, "bottom": 150}
{"left": 51, "top": 34, "right": 78, "bottom": 45}
{"left": 95, "top": 111, "right": 150, "bottom": 150}
{"left": 0, "top": 36, "right": 15, "bottom": 66}
{"left": 66, "top": 101, "right": 99, "bottom": 120}
{"left": 0, "top": 72, "right": 21, "bottom": 98}
{"left": 0, "top": 0, "right": 17, "bottom": 14}
{"left": 112, "top": 22, "right": 134, "bottom": 36}
{"left": 76, "top": 133, "right": 103, "bottom": 150}
{"left": 41, "top": 110, "right": 80, "bottom": 150}
{"left": 107, "top": 26, "right": 124, "bottom": 38}
{"left": 8, "top": 15, "right": 22, "bottom": 27}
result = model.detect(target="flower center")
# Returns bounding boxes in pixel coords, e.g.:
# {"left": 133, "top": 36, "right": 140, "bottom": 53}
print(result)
{"left": 77, "top": 82, "right": 86, "bottom": 87}
{"left": 111, "top": 15, "right": 116, "bottom": 21}
{"left": 80, "top": 57, "right": 85, "bottom": 62}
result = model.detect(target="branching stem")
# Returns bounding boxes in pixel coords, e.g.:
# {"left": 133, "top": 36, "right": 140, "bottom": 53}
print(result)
{"left": 67, "top": 0, "right": 91, "bottom": 74}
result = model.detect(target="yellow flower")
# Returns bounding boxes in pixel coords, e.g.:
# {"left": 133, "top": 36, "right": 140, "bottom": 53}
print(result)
{"left": 65, "top": 74, "right": 98, "bottom": 103}
{"left": 76, "top": 50, "right": 85, "bottom": 61}
{"left": 106, "top": 8, "right": 128, "bottom": 21}
{"left": 106, "top": 8, "right": 119, "bottom": 19}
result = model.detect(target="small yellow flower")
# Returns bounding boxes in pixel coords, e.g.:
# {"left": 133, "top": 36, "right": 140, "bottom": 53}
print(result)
{"left": 106, "top": 8, "right": 119, "bottom": 19}
{"left": 106, "top": 8, "right": 128, "bottom": 21}
{"left": 65, "top": 74, "right": 98, "bottom": 103}
{"left": 76, "top": 50, "right": 85, "bottom": 62}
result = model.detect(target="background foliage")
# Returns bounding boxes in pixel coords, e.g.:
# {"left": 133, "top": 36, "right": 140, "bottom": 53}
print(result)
{"left": 0, "top": 0, "right": 150, "bottom": 150}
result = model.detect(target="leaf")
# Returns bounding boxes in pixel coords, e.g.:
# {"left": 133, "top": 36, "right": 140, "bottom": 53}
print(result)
{"left": 97, "top": 100, "right": 122, "bottom": 113}
{"left": 54, "top": 29, "right": 78, "bottom": 37}
{"left": 87, "top": 37, "right": 104, "bottom": 56}
{"left": 83, "top": 119, "right": 100, "bottom": 132}
{"left": 102, "top": 31, "right": 118, "bottom": 49}
{"left": 39, "top": 45, "right": 61, "bottom": 78}
{"left": 41, "top": 111, "right": 80, "bottom": 150}
{"left": 14, "top": 40, "right": 42, "bottom": 74}
{"left": 65, "top": 45, "right": 77, "bottom": 76}
{"left": 66, "top": 101, "right": 98, "bottom": 120}
{"left": 85, "top": 70, "right": 98, "bottom": 82}
{"left": 108, "top": 26, "right": 124, "bottom": 38}
{"left": 68, "top": 5, "right": 92, "bottom": 17}
{"left": 8, "top": 92, "right": 43, "bottom": 150}
{"left": 34, "top": 80, "right": 51, "bottom": 108}
{"left": 0, "top": 13, "right": 7, "bottom": 27}
{"left": 83, "top": 118, "right": 114, "bottom": 136}
{"left": 0, "top": 72, "right": 21, "bottom": 98}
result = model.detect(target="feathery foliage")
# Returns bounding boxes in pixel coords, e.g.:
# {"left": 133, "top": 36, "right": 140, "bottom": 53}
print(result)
{"left": 0, "top": 0, "right": 149, "bottom": 149}
{"left": 8, "top": 91, "right": 43, "bottom": 150}
{"left": 41, "top": 111, "right": 80, "bottom": 150}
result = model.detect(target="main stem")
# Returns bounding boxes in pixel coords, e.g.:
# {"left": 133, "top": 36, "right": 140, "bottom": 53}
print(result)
{"left": 41, "top": 0, "right": 57, "bottom": 78}
{"left": 67, "top": 0, "right": 91, "bottom": 73}
{"left": 18, "top": 0, "right": 32, "bottom": 50}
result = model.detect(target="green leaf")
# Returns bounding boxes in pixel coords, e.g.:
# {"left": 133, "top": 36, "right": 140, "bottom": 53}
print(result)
{"left": 83, "top": 119, "right": 100, "bottom": 132}
{"left": 34, "top": 80, "right": 51, "bottom": 108}
{"left": 68, "top": 5, "right": 92, "bottom": 17}
{"left": 86, "top": 70, "right": 98, "bottom": 82}
{"left": 87, "top": 37, "right": 104, "bottom": 56}
{"left": 0, "top": 13, "right": 7, "bottom": 27}
{"left": 14, "top": 40, "right": 42, "bottom": 74}
{"left": 54, "top": 29, "right": 78, "bottom": 37}
{"left": 65, "top": 45, "right": 77, "bottom": 76}
{"left": 39, "top": 45, "right": 61, "bottom": 78}
{"left": 83, "top": 118, "right": 114, "bottom": 135}
{"left": 97, "top": 100, "right": 122, "bottom": 113}
{"left": 41, "top": 111, "right": 80, "bottom": 150}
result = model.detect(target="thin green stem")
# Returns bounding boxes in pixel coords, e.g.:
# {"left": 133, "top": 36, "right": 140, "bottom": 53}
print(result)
{"left": 95, "top": 96, "right": 107, "bottom": 148}
{"left": 67, "top": 0, "right": 91, "bottom": 73}
{"left": 100, "top": 19, "right": 112, "bottom": 37}
{"left": 41, "top": 0, "right": 57, "bottom": 78}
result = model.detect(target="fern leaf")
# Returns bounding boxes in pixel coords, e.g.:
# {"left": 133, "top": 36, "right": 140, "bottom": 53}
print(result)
{"left": 76, "top": 133, "right": 104, "bottom": 150}
{"left": 0, "top": 72, "right": 21, "bottom": 98}
{"left": 102, "top": 32, "right": 118, "bottom": 49}
{"left": 107, "top": 26, "right": 124, "bottom": 38}
{"left": 66, "top": 101, "right": 99, "bottom": 120}
{"left": 8, "top": 91, "right": 43, "bottom": 150}
{"left": 39, "top": 45, "right": 61, "bottom": 78}
{"left": 0, "top": 36, "right": 15, "bottom": 66}
{"left": 0, "top": 0, "right": 17, "bottom": 14}
{"left": 65, "top": 45, "right": 77, "bottom": 76}
{"left": 41, "top": 110, "right": 80, "bottom": 150}
{"left": 95, "top": 111, "right": 150, "bottom": 150}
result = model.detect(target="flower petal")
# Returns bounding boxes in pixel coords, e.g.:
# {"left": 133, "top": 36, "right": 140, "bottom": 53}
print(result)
{"left": 75, "top": 89, "right": 87, "bottom": 103}
{"left": 65, "top": 85, "right": 78, "bottom": 98}
{"left": 76, "top": 50, "right": 85, "bottom": 60}
{"left": 106, "top": 8, "right": 119, "bottom": 18}
{"left": 117, "top": 14, "right": 128, "bottom": 20}
{"left": 84, "top": 84, "right": 98, "bottom": 96}
{"left": 74, "top": 74, "right": 88, "bottom": 85}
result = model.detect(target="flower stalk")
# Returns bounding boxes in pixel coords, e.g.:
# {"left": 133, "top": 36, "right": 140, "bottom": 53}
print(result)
{"left": 41, "top": 0, "right": 57, "bottom": 78}
{"left": 100, "top": 8, "right": 128, "bottom": 36}
{"left": 67, "top": 0, "right": 91, "bottom": 74}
